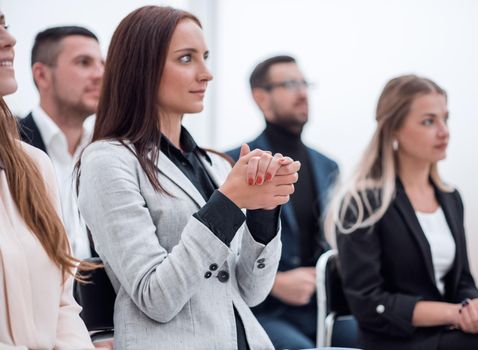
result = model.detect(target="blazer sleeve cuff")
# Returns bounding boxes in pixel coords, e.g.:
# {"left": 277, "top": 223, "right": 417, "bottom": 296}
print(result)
{"left": 193, "top": 190, "right": 245, "bottom": 246}
{"left": 382, "top": 293, "right": 422, "bottom": 337}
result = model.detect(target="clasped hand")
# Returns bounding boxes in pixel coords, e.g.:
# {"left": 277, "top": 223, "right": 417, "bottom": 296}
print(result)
{"left": 457, "top": 298, "right": 478, "bottom": 333}
{"left": 219, "top": 144, "right": 300, "bottom": 210}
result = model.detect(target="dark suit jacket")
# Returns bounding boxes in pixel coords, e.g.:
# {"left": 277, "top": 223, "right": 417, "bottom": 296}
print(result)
{"left": 337, "top": 180, "right": 478, "bottom": 350}
{"left": 18, "top": 113, "right": 48, "bottom": 154}
{"left": 227, "top": 131, "right": 339, "bottom": 317}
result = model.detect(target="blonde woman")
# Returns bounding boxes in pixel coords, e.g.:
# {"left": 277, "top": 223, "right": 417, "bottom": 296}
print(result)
{"left": 328, "top": 75, "right": 478, "bottom": 350}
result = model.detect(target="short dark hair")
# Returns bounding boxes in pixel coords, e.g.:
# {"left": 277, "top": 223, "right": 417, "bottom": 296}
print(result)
{"left": 31, "top": 26, "right": 98, "bottom": 67}
{"left": 249, "top": 55, "right": 296, "bottom": 90}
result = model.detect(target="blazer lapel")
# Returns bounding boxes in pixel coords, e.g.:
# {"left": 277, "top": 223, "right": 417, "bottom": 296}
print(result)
{"left": 307, "top": 149, "right": 329, "bottom": 214}
{"left": 19, "top": 113, "right": 48, "bottom": 154}
{"left": 156, "top": 152, "right": 206, "bottom": 208}
{"left": 197, "top": 154, "right": 222, "bottom": 188}
{"left": 434, "top": 187, "right": 462, "bottom": 295}
{"left": 394, "top": 181, "right": 437, "bottom": 287}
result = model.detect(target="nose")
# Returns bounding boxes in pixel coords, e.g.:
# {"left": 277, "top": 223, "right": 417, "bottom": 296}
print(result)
{"left": 92, "top": 60, "right": 104, "bottom": 81}
{"left": 198, "top": 60, "right": 213, "bottom": 82}
{"left": 437, "top": 119, "right": 449, "bottom": 138}
{"left": 0, "top": 27, "right": 16, "bottom": 49}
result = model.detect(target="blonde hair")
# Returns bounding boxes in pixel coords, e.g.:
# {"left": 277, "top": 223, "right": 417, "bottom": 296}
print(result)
{"left": 326, "top": 75, "right": 451, "bottom": 241}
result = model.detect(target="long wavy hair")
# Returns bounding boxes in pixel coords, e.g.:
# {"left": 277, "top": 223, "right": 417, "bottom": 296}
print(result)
{"left": 0, "top": 99, "right": 83, "bottom": 282}
{"left": 326, "top": 75, "right": 451, "bottom": 239}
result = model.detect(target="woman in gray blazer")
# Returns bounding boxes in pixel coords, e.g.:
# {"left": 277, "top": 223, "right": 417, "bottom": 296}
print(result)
{"left": 77, "top": 6, "right": 300, "bottom": 350}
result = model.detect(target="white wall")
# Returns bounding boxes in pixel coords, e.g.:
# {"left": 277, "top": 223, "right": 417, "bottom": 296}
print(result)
{"left": 2, "top": 0, "right": 477, "bottom": 277}
{"left": 214, "top": 0, "right": 478, "bottom": 278}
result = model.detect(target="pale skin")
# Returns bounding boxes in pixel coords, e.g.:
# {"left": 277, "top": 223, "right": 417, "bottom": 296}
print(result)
{"left": 395, "top": 92, "right": 478, "bottom": 332}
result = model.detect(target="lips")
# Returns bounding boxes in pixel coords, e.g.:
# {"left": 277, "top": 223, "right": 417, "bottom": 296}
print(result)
{"left": 434, "top": 143, "right": 448, "bottom": 150}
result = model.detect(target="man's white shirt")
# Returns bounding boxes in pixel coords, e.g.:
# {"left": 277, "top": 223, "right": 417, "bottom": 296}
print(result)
{"left": 31, "top": 106, "right": 93, "bottom": 259}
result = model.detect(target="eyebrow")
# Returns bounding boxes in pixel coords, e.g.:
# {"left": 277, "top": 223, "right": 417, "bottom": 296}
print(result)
{"left": 73, "top": 54, "right": 99, "bottom": 61}
{"left": 421, "top": 112, "right": 449, "bottom": 118}
{"left": 173, "top": 48, "right": 209, "bottom": 54}
{"left": 174, "top": 48, "right": 198, "bottom": 53}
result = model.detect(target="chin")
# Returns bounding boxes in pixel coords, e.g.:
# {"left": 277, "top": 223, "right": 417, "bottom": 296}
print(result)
{"left": 0, "top": 79, "right": 18, "bottom": 97}
{"left": 186, "top": 104, "right": 204, "bottom": 114}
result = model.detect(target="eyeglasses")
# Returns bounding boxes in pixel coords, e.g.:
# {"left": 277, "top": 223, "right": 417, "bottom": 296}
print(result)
{"left": 262, "top": 79, "right": 313, "bottom": 92}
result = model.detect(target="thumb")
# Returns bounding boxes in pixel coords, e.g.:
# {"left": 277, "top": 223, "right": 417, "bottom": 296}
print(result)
{"left": 239, "top": 143, "right": 250, "bottom": 158}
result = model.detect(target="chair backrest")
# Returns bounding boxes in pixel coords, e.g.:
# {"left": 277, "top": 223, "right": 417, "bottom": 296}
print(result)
{"left": 74, "top": 257, "right": 116, "bottom": 332}
{"left": 324, "top": 251, "right": 351, "bottom": 316}
{"left": 317, "top": 249, "right": 354, "bottom": 347}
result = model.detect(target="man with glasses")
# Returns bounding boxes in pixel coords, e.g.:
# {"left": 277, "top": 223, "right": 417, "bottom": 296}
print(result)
{"left": 227, "top": 55, "right": 339, "bottom": 349}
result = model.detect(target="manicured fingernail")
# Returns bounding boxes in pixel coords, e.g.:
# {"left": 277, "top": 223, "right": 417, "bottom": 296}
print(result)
{"left": 265, "top": 173, "right": 272, "bottom": 181}
{"left": 248, "top": 178, "right": 253, "bottom": 185}
{"left": 256, "top": 176, "right": 263, "bottom": 185}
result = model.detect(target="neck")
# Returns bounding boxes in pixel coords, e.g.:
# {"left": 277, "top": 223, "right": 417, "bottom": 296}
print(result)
{"left": 40, "top": 101, "right": 87, "bottom": 156}
{"left": 397, "top": 152, "right": 432, "bottom": 192}
{"left": 160, "top": 113, "right": 183, "bottom": 149}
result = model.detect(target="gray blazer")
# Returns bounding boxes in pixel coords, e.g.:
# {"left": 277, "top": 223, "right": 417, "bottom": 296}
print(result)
{"left": 78, "top": 140, "right": 281, "bottom": 350}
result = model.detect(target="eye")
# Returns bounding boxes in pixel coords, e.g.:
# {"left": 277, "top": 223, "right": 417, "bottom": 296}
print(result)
{"left": 76, "top": 57, "right": 92, "bottom": 67}
{"left": 203, "top": 52, "right": 209, "bottom": 61}
{"left": 179, "top": 54, "right": 192, "bottom": 63}
{"left": 422, "top": 118, "right": 434, "bottom": 126}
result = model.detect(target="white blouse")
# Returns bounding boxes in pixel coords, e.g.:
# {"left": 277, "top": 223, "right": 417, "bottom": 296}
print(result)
{"left": 416, "top": 207, "right": 456, "bottom": 295}
{"left": 0, "top": 142, "right": 93, "bottom": 349}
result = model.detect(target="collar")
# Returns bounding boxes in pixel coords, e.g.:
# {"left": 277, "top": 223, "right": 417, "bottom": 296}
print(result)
{"left": 31, "top": 106, "right": 93, "bottom": 152}
{"left": 160, "top": 126, "right": 211, "bottom": 165}
{"left": 264, "top": 121, "right": 303, "bottom": 151}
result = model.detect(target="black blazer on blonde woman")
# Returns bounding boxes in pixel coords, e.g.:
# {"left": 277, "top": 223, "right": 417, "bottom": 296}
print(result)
{"left": 336, "top": 179, "right": 478, "bottom": 350}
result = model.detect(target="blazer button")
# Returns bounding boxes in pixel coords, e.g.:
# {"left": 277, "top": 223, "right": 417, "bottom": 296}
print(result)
{"left": 209, "top": 263, "right": 218, "bottom": 271}
{"left": 217, "top": 270, "right": 229, "bottom": 283}
{"left": 204, "top": 271, "right": 212, "bottom": 279}
{"left": 257, "top": 263, "right": 266, "bottom": 269}
{"left": 376, "top": 304, "right": 385, "bottom": 314}
{"left": 257, "top": 258, "right": 265, "bottom": 264}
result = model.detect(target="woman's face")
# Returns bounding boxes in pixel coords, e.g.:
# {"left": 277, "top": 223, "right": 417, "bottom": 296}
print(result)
{"left": 395, "top": 92, "right": 449, "bottom": 165}
{"left": 157, "top": 19, "right": 212, "bottom": 117}
{"left": 0, "top": 10, "right": 16, "bottom": 97}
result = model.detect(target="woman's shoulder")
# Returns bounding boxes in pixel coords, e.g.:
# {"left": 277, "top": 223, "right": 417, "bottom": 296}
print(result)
{"left": 20, "top": 141, "right": 54, "bottom": 176}
{"left": 82, "top": 140, "right": 136, "bottom": 163}
{"left": 21, "top": 141, "right": 50, "bottom": 165}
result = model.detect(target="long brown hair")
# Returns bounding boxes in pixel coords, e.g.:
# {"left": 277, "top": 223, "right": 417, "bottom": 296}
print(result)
{"left": 91, "top": 6, "right": 200, "bottom": 191}
{"left": 0, "top": 99, "right": 79, "bottom": 281}
{"left": 326, "top": 74, "right": 450, "bottom": 240}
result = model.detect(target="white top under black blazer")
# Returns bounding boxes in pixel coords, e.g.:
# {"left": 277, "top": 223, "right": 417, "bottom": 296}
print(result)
{"left": 336, "top": 179, "right": 478, "bottom": 350}
{"left": 78, "top": 140, "right": 281, "bottom": 350}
